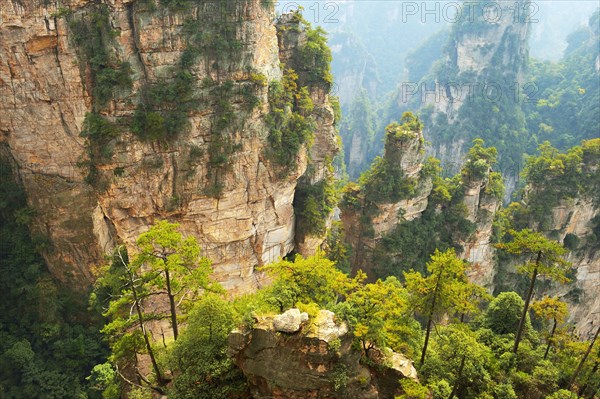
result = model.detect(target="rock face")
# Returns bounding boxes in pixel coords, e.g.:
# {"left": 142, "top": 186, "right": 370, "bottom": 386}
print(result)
{"left": 229, "top": 309, "right": 417, "bottom": 399}
{"left": 340, "top": 120, "right": 502, "bottom": 288}
{"left": 274, "top": 12, "right": 340, "bottom": 256}
{"left": 329, "top": 32, "right": 379, "bottom": 110}
{"left": 0, "top": 1, "right": 337, "bottom": 293}
{"left": 461, "top": 176, "right": 502, "bottom": 288}
{"left": 340, "top": 122, "right": 432, "bottom": 275}
{"left": 418, "top": 0, "right": 530, "bottom": 174}
{"left": 536, "top": 197, "right": 599, "bottom": 337}
{"left": 273, "top": 308, "right": 309, "bottom": 333}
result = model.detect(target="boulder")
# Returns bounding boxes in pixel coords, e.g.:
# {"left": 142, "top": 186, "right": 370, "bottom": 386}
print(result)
{"left": 273, "top": 308, "right": 309, "bottom": 333}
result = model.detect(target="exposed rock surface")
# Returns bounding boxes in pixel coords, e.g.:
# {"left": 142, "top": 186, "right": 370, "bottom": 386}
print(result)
{"left": 229, "top": 309, "right": 417, "bottom": 399}
{"left": 341, "top": 120, "right": 502, "bottom": 287}
{"left": 340, "top": 122, "right": 434, "bottom": 276}
{"left": 0, "top": 1, "right": 337, "bottom": 293}
{"left": 423, "top": 0, "right": 531, "bottom": 167}
{"left": 275, "top": 12, "right": 340, "bottom": 256}
{"left": 461, "top": 177, "right": 502, "bottom": 288}
{"left": 537, "top": 197, "right": 599, "bottom": 336}
{"left": 273, "top": 308, "right": 309, "bottom": 333}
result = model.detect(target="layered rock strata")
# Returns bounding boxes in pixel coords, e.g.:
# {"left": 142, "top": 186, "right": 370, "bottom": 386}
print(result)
{"left": 0, "top": 1, "right": 337, "bottom": 293}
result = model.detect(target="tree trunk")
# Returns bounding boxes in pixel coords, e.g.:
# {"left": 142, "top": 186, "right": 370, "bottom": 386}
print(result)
{"left": 420, "top": 269, "right": 443, "bottom": 366}
{"left": 513, "top": 252, "right": 540, "bottom": 354}
{"left": 165, "top": 268, "right": 179, "bottom": 340}
{"left": 578, "top": 356, "right": 599, "bottom": 398}
{"left": 127, "top": 268, "right": 166, "bottom": 386}
{"left": 571, "top": 326, "right": 600, "bottom": 389}
{"left": 448, "top": 355, "right": 466, "bottom": 399}
{"left": 544, "top": 318, "right": 558, "bottom": 360}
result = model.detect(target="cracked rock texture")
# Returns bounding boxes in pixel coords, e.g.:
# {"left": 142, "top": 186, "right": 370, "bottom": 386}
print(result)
{"left": 0, "top": 0, "right": 337, "bottom": 293}
{"left": 228, "top": 309, "right": 417, "bottom": 399}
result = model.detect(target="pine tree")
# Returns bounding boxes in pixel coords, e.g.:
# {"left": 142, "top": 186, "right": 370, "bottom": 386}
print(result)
{"left": 496, "top": 229, "right": 570, "bottom": 354}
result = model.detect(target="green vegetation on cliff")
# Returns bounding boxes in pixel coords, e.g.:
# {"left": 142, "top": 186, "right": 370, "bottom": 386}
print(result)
{"left": 294, "top": 172, "right": 338, "bottom": 237}
{"left": 92, "top": 228, "right": 595, "bottom": 399}
{"left": 350, "top": 137, "right": 502, "bottom": 279}
{"left": 511, "top": 138, "right": 600, "bottom": 231}
{"left": 266, "top": 68, "right": 316, "bottom": 172}
{"left": 524, "top": 10, "right": 600, "bottom": 150}
{"left": 356, "top": 112, "right": 424, "bottom": 204}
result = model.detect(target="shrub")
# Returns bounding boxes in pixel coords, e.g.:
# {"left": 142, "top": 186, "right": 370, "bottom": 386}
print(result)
{"left": 298, "top": 23, "right": 333, "bottom": 84}
{"left": 563, "top": 233, "right": 580, "bottom": 250}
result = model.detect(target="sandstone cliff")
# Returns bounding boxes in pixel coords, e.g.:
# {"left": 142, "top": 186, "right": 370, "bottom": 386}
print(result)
{"left": 229, "top": 308, "right": 418, "bottom": 399}
{"left": 549, "top": 197, "right": 599, "bottom": 337}
{"left": 0, "top": 1, "right": 338, "bottom": 293}
{"left": 341, "top": 120, "right": 502, "bottom": 287}
{"left": 502, "top": 141, "right": 600, "bottom": 336}
{"left": 369, "top": 0, "right": 532, "bottom": 185}
{"left": 274, "top": 12, "right": 340, "bottom": 256}
{"left": 340, "top": 116, "right": 432, "bottom": 276}
{"left": 461, "top": 174, "right": 502, "bottom": 288}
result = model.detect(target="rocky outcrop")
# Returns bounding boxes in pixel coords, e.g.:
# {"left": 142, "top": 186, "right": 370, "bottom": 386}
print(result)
{"left": 273, "top": 308, "right": 309, "bottom": 333}
{"left": 539, "top": 197, "right": 599, "bottom": 337}
{"left": 341, "top": 120, "right": 432, "bottom": 275}
{"left": 461, "top": 177, "right": 502, "bottom": 288}
{"left": 0, "top": 1, "right": 338, "bottom": 293}
{"left": 328, "top": 32, "right": 379, "bottom": 110}
{"left": 384, "top": 0, "right": 533, "bottom": 177}
{"left": 228, "top": 309, "right": 417, "bottom": 399}
{"left": 499, "top": 141, "right": 600, "bottom": 336}
{"left": 427, "top": 0, "right": 530, "bottom": 126}
{"left": 274, "top": 12, "right": 340, "bottom": 256}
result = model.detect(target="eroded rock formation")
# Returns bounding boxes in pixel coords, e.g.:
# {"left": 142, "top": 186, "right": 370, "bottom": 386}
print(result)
{"left": 340, "top": 120, "right": 432, "bottom": 276}
{"left": 0, "top": 0, "right": 337, "bottom": 293}
{"left": 228, "top": 309, "right": 418, "bottom": 399}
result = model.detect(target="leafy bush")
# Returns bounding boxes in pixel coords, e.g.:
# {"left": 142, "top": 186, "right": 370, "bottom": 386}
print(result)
{"left": 79, "top": 113, "right": 120, "bottom": 186}
{"left": 298, "top": 22, "right": 333, "bottom": 84}
{"left": 357, "top": 113, "right": 424, "bottom": 204}
{"left": 485, "top": 292, "right": 530, "bottom": 336}
{"left": 563, "top": 233, "right": 580, "bottom": 251}
{"left": 168, "top": 295, "right": 246, "bottom": 399}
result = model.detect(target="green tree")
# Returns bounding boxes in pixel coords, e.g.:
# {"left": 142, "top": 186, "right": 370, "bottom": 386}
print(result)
{"left": 404, "top": 248, "right": 472, "bottom": 365}
{"left": 0, "top": 160, "right": 105, "bottom": 398}
{"left": 570, "top": 326, "right": 600, "bottom": 391}
{"left": 485, "top": 292, "right": 530, "bottom": 336}
{"left": 168, "top": 294, "right": 245, "bottom": 399}
{"left": 462, "top": 138, "right": 498, "bottom": 181}
{"left": 531, "top": 296, "right": 568, "bottom": 359}
{"left": 421, "top": 325, "right": 493, "bottom": 399}
{"left": 132, "top": 220, "right": 218, "bottom": 340}
{"left": 453, "top": 280, "right": 491, "bottom": 323}
{"left": 100, "top": 247, "right": 167, "bottom": 390}
{"left": 496, "top": 229, "right": 570, "bottom": 354}
{"left": 260, "top": 255, "right": 355, "bottom": 311}
{"left": 95, "top": 222, "right": 218, "bottom": 392}
{"left": 342, "top": 277, "right": 420, "bottom": 357}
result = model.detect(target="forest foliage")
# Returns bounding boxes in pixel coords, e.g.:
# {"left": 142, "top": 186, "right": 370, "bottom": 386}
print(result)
{"left": 81, "top": 220, "right": 597, "bottom": 399}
